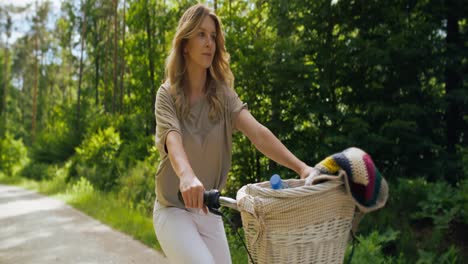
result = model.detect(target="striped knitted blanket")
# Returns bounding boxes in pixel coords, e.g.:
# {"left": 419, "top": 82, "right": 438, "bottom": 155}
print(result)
{"left": 314, "top": 147, "right": 383, "bottom": 207}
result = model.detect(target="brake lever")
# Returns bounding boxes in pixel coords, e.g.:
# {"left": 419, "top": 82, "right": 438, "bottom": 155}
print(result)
{"left": 208, "top": 207, "right": 223, "bottom": 216}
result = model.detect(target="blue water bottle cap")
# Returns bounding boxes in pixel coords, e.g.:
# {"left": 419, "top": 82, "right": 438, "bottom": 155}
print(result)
{"left": 270, "top": 174, "right": 282, "bottom": 190}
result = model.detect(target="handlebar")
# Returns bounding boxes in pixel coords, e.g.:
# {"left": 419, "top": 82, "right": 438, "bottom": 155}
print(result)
{"left": 219, "top": 196, "right": 238, "bottom": 210}
{"left": 178, "top": 190, "right": 238, "bottom": 215}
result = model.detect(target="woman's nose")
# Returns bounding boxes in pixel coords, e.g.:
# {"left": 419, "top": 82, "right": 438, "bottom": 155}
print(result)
{"left": 206, "top": 37, "right": 213, "bottom": 47}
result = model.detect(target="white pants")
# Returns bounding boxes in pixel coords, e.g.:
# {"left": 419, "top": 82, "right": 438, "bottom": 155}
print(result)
{"left": 153, "top": 202, "right": 232, "bottom": 264}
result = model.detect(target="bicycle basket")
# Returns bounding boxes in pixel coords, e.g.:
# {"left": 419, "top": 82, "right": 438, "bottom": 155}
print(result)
{"left": 236, "top": 172, "right": 355, "bottom": 264}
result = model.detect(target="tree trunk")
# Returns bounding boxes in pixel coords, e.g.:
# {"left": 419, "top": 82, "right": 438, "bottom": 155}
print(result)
{"left": 145, "top": 0, "right": 155, "bottom": 135}
{"left": 112, "top": 0, "right": 118, "bottom": 114}
{"left": 20, "top": 78, "right": 25, "bottom": 127}
{"left": 32, "top": 24, "right": 39, "bottom": 142}
{"left": 77, "top": 0, "right": 87, "bottom": 132}
{"left": 94, "top": 19, "right": 100, "bottom": 106}
{"left": 104, "top": 16, "right": 111, "bottom": 113}
{"left": 444, "top": 1, "right": 463, "bottom": 184}
{"left": 119, "top": 0, "right": 126, "bottom": 114}
{"left": 1, "top": 45, "right": 8, "bottom": 137}
{"left": 0, "top": 12, "right": 11, "bottom": 137}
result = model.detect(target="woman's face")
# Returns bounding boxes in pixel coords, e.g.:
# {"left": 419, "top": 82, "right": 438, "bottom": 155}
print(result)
{"left": 184, "top": 15, "right": 217, "bottom": 71}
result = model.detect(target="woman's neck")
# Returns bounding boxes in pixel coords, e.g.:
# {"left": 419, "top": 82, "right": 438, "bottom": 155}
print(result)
{"left": 186, "top": 65, "right": 207, "bottom": 99}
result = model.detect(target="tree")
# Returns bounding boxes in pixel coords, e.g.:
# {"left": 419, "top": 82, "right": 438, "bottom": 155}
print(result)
{"left": 31, "top": 1, "right": 40, "bottom": 142}
{"left": 76, "top": 0, "right": 88, "bottom": 132}
{"left": 444, "top": 0, "right": 467, "bottom": 183}
{"left": 119, "top": 0, "right": 127, "bottom": 114}
{"left": 112, "top": 0, "right": 119, "bottom": 113}
{"left": 0, "top": 6, "right": 12, "bottom": 137}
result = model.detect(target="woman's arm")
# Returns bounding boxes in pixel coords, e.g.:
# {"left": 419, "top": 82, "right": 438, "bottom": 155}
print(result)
{"left": 166, "top": 131, "right": 207, "bottom": 213}
{"left": 234, "top": 109, "right": 315, "bottom": 179}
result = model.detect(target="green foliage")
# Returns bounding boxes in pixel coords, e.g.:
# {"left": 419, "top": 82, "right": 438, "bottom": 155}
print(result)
{"left": 72, "top": 126, "right": 122, "bottom": 191}
{"left": 37, "top": 163, "right": 69, "bottom": 195}
{"left": 20, "top": 162, "right": 50, "bottom": 180}
{"left": 410, "top": 181, "right": 466, "bottom": 253}
{"left": 76, "top": 126, "right": 122, "bottom": 165}
{"left": 30, "top": 106, "right": 80, "bottom": 163}
{"left": 386, "top": 178, "right": 430, "bottom": 219}
{"left": 118, "top": 147, "right": 159, "bottom": 215}
{"left": 66, "top": 177, "right": 95, "bottom": 203}
{"left": 412, "top": 182, "right": 462, "bottom": 230}
{"left": 357, "top": 178, "right": 467, "bottom": 262}
{"left": 459, "top": 144, "right": 468, "bottom": 179}
{"left": 114, "top": 115, "right": 155, "bottom": 168}
{"left": 358, "top": 178, "right": 428, "bottom": 244}
{"left": 225, "top": 222, "right": 248, "bottom": 264}
{"left": 0, "top": 133, "right": 29, "bottom": 176}
{"left": 458, "top": 180, "right": 468, "bottom": 224}
{"left": 345, "top": 229, "right": 400, "bottom": 264}
{"left": 20, "top": 162, "right": 71, "bottom": 189}
{"left": 416, "top": 246, "right": 460, "bottom": 264}
{"left": 81, "top": 113, "right": 153, "bottom": 167}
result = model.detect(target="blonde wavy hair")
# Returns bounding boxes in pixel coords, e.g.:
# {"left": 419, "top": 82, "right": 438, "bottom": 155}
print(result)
{"left": 165, "top": 4, "right": 234, "bottom": 121}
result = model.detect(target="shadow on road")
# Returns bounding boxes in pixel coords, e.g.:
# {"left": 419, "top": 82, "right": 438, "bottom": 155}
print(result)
{"left": 0, "top": 185, "right": 168, "bottom": 264}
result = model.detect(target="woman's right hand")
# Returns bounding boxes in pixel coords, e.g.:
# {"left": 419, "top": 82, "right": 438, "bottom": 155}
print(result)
{"left": 179, "top": 174, "right": 208, "bottom": 214}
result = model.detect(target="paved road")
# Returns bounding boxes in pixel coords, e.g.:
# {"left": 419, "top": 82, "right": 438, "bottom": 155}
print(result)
{"left": 0, "top": 184, "right": 169, "bottom": 264}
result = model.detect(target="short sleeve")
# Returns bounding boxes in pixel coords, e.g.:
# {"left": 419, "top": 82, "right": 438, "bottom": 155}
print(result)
{"left": 155, "top": 84, "right": 181, "bottom": 156}
{"left": 225, "top": 88, "right": 247, "bottom": 131}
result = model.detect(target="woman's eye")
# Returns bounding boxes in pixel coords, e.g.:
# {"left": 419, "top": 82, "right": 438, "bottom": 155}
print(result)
{"left": 198, "top": 32, "right": 205, "bottom": 37}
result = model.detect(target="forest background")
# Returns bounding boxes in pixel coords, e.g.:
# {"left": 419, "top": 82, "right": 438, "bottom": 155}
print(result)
{"left": 0, "top": 0, "right": 467, "bottom": 263}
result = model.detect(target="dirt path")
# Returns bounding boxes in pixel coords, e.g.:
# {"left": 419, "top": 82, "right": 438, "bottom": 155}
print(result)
{"left": 0, "top": 184, "right": 169, "bottom": 264}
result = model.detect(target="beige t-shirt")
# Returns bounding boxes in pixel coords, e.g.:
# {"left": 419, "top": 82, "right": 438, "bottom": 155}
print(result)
{"left": 154, "top": 82, "right": 246, "bottom": 208}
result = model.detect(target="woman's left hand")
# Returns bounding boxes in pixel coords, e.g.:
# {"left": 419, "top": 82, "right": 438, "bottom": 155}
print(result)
{"left": 299, "top": 165, "right": 320, "bottom": 179}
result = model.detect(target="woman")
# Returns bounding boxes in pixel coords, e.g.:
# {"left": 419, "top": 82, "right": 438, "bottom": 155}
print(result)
{"left": 153, "top": 4, "right": 316, "bottom": 263}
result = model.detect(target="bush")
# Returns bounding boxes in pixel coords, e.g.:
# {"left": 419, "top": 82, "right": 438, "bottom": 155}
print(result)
{"left": 72, "top": 126, "right": 122, "bottom": 191}
{"left": 114, "top": 114, "right": 154, "bottom": 168}
{"left": 459, "top": 145, "right": 468, "bottom": 179}
{"left": 30, "top": 120, "right": 79, "bottom": 164}
{"left": 118, "top": 135, "right": 153, "bottom": 168}
{"left": 66, "top": 177, "right": 95, "bottom": 203}
{"left": 38, "top": 163, "right": 70, "bottom": 195}
{"left": 458, "top": 180, "right": 468, "bottom": 225}
{"left": 345, "top": 229, "right": 400, "bottom": 264}
{"left": 29, "top": 105, "right": 82, "bottom": 164}
{"left": 411, "top": 181, "right": 464, "bottom": 250}
{"left": 412, "top": 182, "right": 462, "bottom": 230}
{"left": 416, "top": 246, "right": 460, "bottom": 264}
{"left": 118, "top": 147, "right": 159, "bottom": 215}
{"left": 21, "top": 162, "right": 50, "bottom": 180}
{"left": 358, "top": 177, "right": 468, "bottom": 262}
{"left": 0, "top": 133, "right": 29, "bottom": 176}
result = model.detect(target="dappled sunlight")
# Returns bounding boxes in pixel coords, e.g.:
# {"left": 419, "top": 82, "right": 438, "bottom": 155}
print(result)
{"left": 0, "top": 196, "right": 64, "bottom": 219}
{"left": 0, "top": 184, "right": 169, "bottom": 264}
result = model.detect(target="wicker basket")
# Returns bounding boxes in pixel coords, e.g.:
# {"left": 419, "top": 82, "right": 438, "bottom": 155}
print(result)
{"left": 236, "top": 173, "right": 356, "bottom": 264}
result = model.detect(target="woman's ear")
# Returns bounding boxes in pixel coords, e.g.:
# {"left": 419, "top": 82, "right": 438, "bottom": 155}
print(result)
{"left": 181, "top": 40, "right": 188, "bottom": 54}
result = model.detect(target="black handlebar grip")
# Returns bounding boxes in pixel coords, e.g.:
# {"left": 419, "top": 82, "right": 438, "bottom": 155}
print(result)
{"left": 203, "top": 189, "right": 221, "bottom": 209}
{"left": 177, "top": 189, "right": 221, "bottom": 210}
